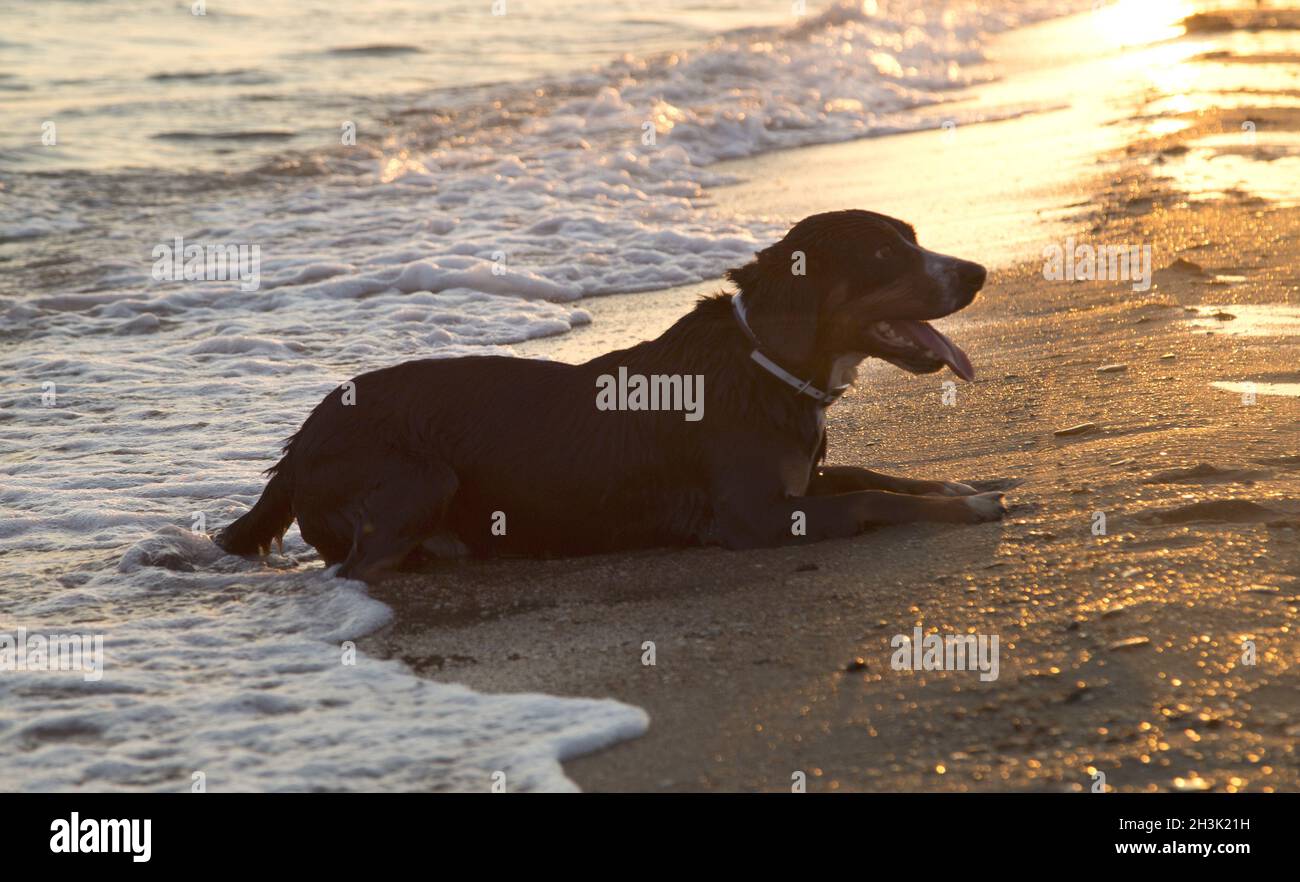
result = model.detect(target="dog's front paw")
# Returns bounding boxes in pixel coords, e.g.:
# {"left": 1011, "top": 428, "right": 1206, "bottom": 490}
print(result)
{"left": 961, "top": 491, "right": 1007, "bottom": 522}
{"left": 932, "top": 480, "right": 979, "bottom": 496}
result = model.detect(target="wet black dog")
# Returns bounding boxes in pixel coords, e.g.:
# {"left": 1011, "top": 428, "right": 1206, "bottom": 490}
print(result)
{"left": 217, "top": 210, "right": 1006, "bottom": 580}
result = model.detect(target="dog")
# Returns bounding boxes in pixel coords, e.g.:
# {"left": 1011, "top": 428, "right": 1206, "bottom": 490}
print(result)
{"left": 216, "top": 210, "right": 1006, "bottom": 580}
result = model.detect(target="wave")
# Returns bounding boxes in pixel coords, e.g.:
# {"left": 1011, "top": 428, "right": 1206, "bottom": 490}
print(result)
{"left": 147, "top": 68, "right": 274, "bottom": 83}
{"left": 321, "top": 43, "right": 425, "bottom": 57}
{"left": 152, "top": 129, "right": 298, "bottom": 142}
{"left": 7, "top": 1, "right": 1087, "bottom": 319}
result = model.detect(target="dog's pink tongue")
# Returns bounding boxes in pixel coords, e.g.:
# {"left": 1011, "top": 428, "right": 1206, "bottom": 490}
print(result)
{"left": 893, "top": 320, "right": 975, "bottom": 381}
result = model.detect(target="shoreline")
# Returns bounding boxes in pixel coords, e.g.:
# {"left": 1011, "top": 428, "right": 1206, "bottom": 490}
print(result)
{"left": 361, "top": 7, "right": 1300, "bottom": 792}
{"left": 513, "top": 5, "right": 1176, "bottom": 367}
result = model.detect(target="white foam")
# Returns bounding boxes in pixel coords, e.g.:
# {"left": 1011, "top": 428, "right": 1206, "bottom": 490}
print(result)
{"left": 2, "top": 533, "right": 648, "bottom": 791}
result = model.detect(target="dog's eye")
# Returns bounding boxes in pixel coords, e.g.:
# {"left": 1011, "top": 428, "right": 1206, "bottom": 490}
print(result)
{"left": 875, "top": 246, "right": 894, "bottom": 261}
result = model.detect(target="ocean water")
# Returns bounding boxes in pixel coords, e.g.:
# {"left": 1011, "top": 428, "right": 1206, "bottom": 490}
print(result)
{"left": 1, "top": 0, "right": 1089, "bottom": 791}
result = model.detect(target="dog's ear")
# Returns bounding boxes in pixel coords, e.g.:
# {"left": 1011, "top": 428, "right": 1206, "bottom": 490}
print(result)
{"left": 728, "top": 254, "right": 820, "bottom": 368}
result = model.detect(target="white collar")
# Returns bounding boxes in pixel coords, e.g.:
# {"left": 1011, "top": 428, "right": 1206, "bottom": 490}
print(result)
{"left": 731, "top": 293, "right": 849, "bottom": 408}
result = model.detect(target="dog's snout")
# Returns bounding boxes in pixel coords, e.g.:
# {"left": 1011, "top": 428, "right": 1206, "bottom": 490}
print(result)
{"left": 957, "top": 260, "right": 986, "bottom": 291}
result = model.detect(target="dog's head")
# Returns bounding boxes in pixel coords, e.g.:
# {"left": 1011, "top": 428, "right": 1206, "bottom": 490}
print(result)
{"left": 727, "top": 209, "right": 986, "bottom": 381}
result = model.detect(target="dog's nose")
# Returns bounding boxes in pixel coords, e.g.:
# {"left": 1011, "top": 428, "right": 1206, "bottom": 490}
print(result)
{"left": 957, "top": 260, "right": 987, "bottom": 291}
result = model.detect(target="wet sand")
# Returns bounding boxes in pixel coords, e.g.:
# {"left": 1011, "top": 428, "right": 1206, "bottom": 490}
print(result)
{"left": 361, "top": 7, "right": 1300, "bottom": 792}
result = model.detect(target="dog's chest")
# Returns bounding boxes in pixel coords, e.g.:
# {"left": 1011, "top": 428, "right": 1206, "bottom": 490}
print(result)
{"left": 789, "top": 413, "right": 828, "bottom": 495}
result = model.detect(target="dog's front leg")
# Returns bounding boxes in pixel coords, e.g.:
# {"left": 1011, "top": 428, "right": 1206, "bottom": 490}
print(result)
{"left": 716, "top": 488, "right": 1006, "bottom": 549}
{"left": 708, "top": 440, "right": 1003, "bottom": 549}
{"left": 809, "top": 465, "right": 978, "bottom": 497}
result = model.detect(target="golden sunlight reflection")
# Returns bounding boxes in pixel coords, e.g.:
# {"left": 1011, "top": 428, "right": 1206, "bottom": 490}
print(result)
{"left": 379, "top": 154, "right": 432, "bottom": 184}
{"left": 1140, "top": 40, "right": 1209, "bottom": 96}
{"left": 1090, "top": 0, "right": 1198, "bottom": 49}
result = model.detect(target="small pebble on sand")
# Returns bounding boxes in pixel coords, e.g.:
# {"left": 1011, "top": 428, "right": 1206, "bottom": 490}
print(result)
{"left": 1055, "top": 422, "right": 1098, "bottom": 437}
{"left": 1097, "top": 364, "right": 1128, "bottom": 373}
{"left": 1108, "top": 636, "right": 1151, "bottom": 651}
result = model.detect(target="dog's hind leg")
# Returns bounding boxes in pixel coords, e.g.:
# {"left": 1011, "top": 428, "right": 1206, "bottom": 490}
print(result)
{"left": 335, "top": 457, "right": 459, "bottom": 582}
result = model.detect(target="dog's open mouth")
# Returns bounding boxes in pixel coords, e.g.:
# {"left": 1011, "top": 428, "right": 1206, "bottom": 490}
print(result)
{"left": 868, "top": 320, "right": 975, "bottom": 381}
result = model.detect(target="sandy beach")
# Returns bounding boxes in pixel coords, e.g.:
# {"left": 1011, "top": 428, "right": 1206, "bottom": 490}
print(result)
{"left": 361, "top": 6, "right": 1300, "bottom": 792}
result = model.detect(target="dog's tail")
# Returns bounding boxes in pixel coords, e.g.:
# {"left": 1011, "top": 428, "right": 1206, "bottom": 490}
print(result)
{"left": 215, "top": 462, "right": 295, "bottom": 555}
